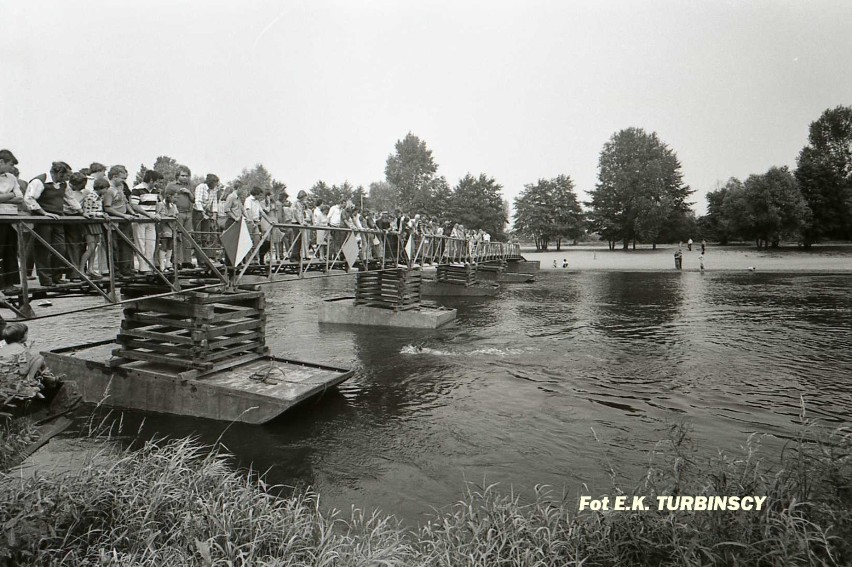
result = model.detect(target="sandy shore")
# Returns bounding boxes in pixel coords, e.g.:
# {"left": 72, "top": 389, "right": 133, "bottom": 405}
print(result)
{"left": 524, "top": 243, "right": 852, "bottom": 272}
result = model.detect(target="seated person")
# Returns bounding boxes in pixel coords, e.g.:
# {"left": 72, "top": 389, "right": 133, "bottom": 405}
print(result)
{"left": 0, "top": 323, "right": 51, "bottom": 386}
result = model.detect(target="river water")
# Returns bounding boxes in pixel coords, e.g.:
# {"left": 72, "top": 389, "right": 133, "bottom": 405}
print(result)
{"left": 28, "top": 270, "right": 852, "bottom": 525}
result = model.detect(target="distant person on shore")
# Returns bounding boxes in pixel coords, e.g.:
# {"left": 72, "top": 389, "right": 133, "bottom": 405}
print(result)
{"left": 674, "top": 248, "right": 683, "bottom": 270}
{"left": 687, "top": 238, "right": 693, "bottom": 251}
{"left": 699, "top": 254, "right": 705, "bottom": 271}
{"left": 562, "top": 258, "right": 568, "bottom": 268}
{"left": 552, "top": 259, "right": 557, "bottom": 268}
{"left": 701, "top": 239, "right": 706, "bottom": 254}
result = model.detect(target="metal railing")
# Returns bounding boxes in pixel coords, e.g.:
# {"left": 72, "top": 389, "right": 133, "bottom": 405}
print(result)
{"left": 0, "top": 214, "right": 521, "bottom": 319}
{"left": 233, "top": 221, "right": 521, "bottom": 283}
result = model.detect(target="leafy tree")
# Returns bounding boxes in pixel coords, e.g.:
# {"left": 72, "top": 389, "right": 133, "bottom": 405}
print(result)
{"left": 700, "top": 180, "right": 740, "bottom": 244}
{"left": 135, "top": 155, "right": 180, "bottom": 185}
{"left": 353, "top": 185, "right": 368, "bottom": 210}
{"left": 229, "top": 164, "right": 286, "bottom": 199}
{"left": 309, "top": 181, "right": 332, "bottom": 204}
{"left": 513, "top": 181, "right": 553, "bottom": 250}
{"left": 513, "top": 175, "right": 584, "bottom": 251}
{"left": 231, "top": 164, "right": 272, "bottom": 194}
{"left": 426, "top": 176, "right": 452, "bottom": 218}
{"left": 384, "top": 133, "right": 440, "bottom": 213}
{"left": 723, "top": 167, "right": 810, "bottom": 248}
{"left": 587, "top": 128, "right": 692, "bottom": 249}
{"left": 447, "top": 174, "right": 507, "bottom": 239}
{"left": 548, "top": 175, "right": 584, "bottom": 249}
{"left": 310, "top": 181, "right": 364, "bottom": 206}
{"left": 368, "top": 181, "right": 397, "bottom": 213}
{"left": 795, "top": 105, "right": 852, "bottom": 245}
{"left": 273, "top": 180, "right": 289, "bottom": 200}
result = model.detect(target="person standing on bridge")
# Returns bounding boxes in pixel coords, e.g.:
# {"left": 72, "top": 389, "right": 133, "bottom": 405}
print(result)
{"left": 313, "top": 199, "right": 328, "bottom": 260}
{"left": 292, "top": 190, "right": 311, "bottom": 260}
{"left": 64, "top": 172, "right": 90, "bottom": 279}
{"left": 375, "top": 211, "right": 392, "bottom": 262}
{"left": 155, "top": 191, "right": 179, "bottom": 271}
{"left": 164, "top": 165, "right": 195, "bottom": 269}
{"left": 325, "top": 198, "right": 344, "bottom": 262}
{"left": 131, "top": 170, "right": 164, "bottom": 274}
{"left": 79, "top": 178, "right": 108, "bottom": 278}
{"left": 24, "top": 161, "right": 87, "bottom": 287}
{"left": 221, "top": 186, "right": 245, "bottom": 231}
{"left": 243, "top": 187, "right": 270, "bottom": 264}
{"left": 102, "top": 165, "right": 138, "bottom": 279}
{"left": 0, "top": 150, "right": 23, "bottom": 292}
{"left": 193, "top": 173, "right": 220, "bottom": 266}
{"left": 275, "top": 194, "right": 296, "bottom": 261}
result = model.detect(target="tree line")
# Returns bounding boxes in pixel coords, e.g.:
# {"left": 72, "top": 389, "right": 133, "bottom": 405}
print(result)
{"left": 135, "top": 133, "right": 510, "bottom": 240}
{"left": 701, "top": 106, "right": 852, "bottom": 248}
{"left": 135, "top": 105, "right": 851, "bottom": 250}
{"left": 515, "top": 105, "right": 852, "bottom": 250}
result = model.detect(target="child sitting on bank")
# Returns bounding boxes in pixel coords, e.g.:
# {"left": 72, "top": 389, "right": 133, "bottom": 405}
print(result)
{"left": 156, "top": 193, "right": 179, "bottom": 270}
{"left": 0, "top": 323, "right": 54, "bottom": 401}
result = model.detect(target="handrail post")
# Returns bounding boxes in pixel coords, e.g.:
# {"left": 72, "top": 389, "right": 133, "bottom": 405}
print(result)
{"left": 15, "top": 219, "right": 34, "bottom": 318}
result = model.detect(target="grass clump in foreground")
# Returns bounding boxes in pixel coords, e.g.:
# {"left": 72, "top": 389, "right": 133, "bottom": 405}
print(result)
{"left": 0, "top": 416, "right": 39, "bottom": 473}
{"left": 0, "top": 419, "right": 850, "bottom": 566}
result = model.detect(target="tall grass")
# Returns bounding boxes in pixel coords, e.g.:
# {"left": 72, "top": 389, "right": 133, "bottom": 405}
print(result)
{"left": 1, "top": 418, "right": 849, "bottom": 566}
{"left": 0, "top": 416, "right": 39, "bottom": 472}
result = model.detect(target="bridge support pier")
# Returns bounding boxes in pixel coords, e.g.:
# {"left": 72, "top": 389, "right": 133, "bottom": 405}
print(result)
{"left": 476, "top": 260, "right": 536, "bottom": 283}
{"left": 505, "top": 258, "right": 540, "bottom": 275}
{"left": 318, "top": 267, "right": 456, "bottom": 328}
{"left": 421, "top": 263, "right": 498, "bottom": 297}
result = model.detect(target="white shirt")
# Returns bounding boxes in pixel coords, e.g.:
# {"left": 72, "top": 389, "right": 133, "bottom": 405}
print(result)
{"left": 24, "top": 175, "right": 83, "bottom": 214}
{"left": 243, "top": 195, "right": 263, "bottom": 222}
{"left": 0, "top": 173, "right": 22, "bottom": 198}
{"left": 327, "top": 204, "right": 342, "bottom": 226}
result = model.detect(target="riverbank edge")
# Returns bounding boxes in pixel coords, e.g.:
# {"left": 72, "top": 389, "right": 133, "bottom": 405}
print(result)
{"left": 1, "top": 420, "right": 850, "bottom": 566}
{"left": 535, "top": 268, "right": 852, "bottom": 273}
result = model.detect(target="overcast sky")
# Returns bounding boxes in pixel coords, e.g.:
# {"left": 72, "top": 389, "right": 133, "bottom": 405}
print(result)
{"left": 3, "top": 0, "right": 850, "bottom": 215}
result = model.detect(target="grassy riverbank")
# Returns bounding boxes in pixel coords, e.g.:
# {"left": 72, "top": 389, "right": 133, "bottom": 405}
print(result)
{"left": 1, "top": 418, "right": 850, "bottom": 566}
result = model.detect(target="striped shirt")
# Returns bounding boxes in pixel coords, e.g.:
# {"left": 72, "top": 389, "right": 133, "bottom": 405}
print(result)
{"left": 131, "top": 182, "right": 160, "bottom": 214}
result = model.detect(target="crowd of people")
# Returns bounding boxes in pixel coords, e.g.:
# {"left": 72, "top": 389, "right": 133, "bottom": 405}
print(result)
{"left": 258, "top": 189, "right": 497, "bottom": 267}
{"left": 0, "top": 149, "right": 503, "bottom": 292}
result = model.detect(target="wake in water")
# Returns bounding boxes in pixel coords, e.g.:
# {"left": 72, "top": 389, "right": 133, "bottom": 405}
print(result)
{"left": 400, "top": 344, "right": 531, "bottom": 357}
{"left": 400, "top": 345, "right": 455, "bottom": 356}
